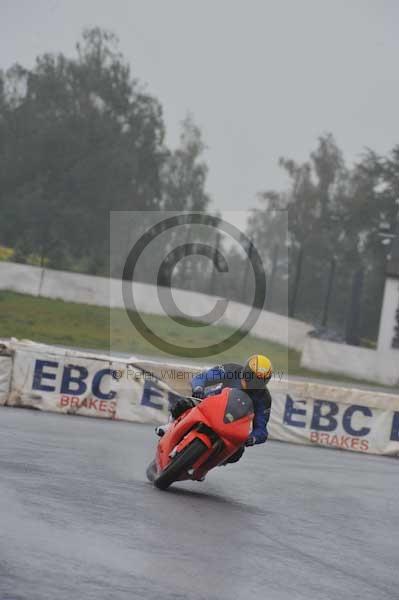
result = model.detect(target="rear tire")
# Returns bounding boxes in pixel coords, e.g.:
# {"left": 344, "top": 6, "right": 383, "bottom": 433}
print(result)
{"left": 154, "top": 438, "right": 208, "bottom": 490}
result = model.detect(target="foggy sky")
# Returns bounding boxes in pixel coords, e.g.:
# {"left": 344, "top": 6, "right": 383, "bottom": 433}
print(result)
{"left": 1, "top": 0, "right": 398, "bottom": 211}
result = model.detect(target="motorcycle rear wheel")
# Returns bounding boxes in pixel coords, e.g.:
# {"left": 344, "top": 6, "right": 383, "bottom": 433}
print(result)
{"left": 154, "top": 438, "right": 208, "bottom": 490}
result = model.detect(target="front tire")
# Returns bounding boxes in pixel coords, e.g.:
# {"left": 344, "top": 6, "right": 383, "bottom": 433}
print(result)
{"left": 154, "top": 438, "right": 208, "bottom": 490}
{"left": 146, "top": 460, "right": 157, "bottom": 482}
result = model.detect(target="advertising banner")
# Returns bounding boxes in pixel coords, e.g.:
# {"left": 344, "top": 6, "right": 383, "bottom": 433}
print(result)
{"left": 269, "top": 382, "right": 399, "bottom": 456}
{"left": 8, "top": 343, "right": 179, "bottom": 424}
{"left": 3, "top": 341, "right": 399, "bottom": 456}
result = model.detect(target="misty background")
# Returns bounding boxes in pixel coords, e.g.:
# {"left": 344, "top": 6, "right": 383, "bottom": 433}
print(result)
{"left": 1, "top": 0, "right": 399, "bottom": 348}
{"left": 1, "top": 0, "right": 399, "bottom": 208}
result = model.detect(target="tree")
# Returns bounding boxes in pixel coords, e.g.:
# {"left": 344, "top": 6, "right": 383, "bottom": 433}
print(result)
{"left": 247, "top": 134, "right": 350, "bottom": 320}
{"left": 344, "top": 148, "right": 399, "bottom": 340}
{"left": 248, "top": 135, "right": 399, "bottom": 341}
{"left": 161, "top": 115, "right": 211, "bottom": 212}
{"left": 158, "top": 115, "right": 212, "bottom": 289}
{"left": 393, "top": 304, "right": 399, "bottom": 349}
{"left": 0, "top": 28, "right": 166, "bottom": 273}
{"left": 311, "top": 133, "right": 345, "bottom": 223}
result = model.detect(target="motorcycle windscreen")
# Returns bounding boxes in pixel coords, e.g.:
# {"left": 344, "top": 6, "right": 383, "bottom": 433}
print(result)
{"left": 223, "top": 388, "right": 253, "bottom": 424}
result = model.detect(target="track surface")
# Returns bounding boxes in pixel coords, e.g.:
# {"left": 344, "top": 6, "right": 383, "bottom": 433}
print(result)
{"left": 1, "top": 408, "right": 398, "bottom": 600}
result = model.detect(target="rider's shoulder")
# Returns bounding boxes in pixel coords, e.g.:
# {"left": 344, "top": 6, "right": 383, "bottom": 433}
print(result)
{"left": 251, "top": 387, "right": 272, "bottom": 406}
{"left": 216, "top": 362, "right": 243, "bottom": 375}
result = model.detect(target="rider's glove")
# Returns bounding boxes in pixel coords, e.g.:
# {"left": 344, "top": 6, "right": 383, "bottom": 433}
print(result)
{"left": 246, "top": 430, "right": 268, "bottom": 446}
{"left": 171, "top": 397, "right": 195, "bottom": 420}
{"left": 192, "top": 385, "right": 205, "bottom": 400}
{"left": 245, "top": 435, "right": 257, "bottom": 447}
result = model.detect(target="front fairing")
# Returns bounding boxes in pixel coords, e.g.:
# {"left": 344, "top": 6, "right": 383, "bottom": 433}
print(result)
{"left": 197, "top": 388, "right": 253, "bottom": 447}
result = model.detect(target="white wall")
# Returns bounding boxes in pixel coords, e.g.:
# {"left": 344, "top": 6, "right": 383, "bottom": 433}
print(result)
{"left": 0, "top": 262, "right": 44, "bottom": 296}
{"left": 0, "top": 261, "right": 312, "bottom": 351}
{"left": 378, "top": 277, "right": 399, "bottom": 352}
{"left": 301, "top": 336, "right": 399, "bottom": 386}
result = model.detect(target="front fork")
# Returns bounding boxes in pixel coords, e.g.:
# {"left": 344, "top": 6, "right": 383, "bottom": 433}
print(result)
{"left": 169, "top": 426, "right": 222, "bottom": 479}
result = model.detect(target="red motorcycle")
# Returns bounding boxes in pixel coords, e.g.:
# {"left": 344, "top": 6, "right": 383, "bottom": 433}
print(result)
{"left": 146, "top": 387, "right": 254, "bottom": 490}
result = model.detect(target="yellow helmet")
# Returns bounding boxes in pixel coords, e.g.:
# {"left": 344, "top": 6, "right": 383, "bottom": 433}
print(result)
{"left": 241, "top": 354, "right": 273, "bottom": 390}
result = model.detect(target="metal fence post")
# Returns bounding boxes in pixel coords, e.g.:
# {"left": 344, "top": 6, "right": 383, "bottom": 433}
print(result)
{"left": 321, "top": 257, "right": 336, "bottom": 327}
{"left": 266, "top": 244, "right": 279, "bottom": 310}
{"left": 289, "top": 246, "right": 304, "bottom": 318}
{"left": 345, "top": 267, "right": 364, "bottom": 346}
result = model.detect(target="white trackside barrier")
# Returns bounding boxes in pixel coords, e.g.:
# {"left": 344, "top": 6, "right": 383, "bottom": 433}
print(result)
{"left": 0, "top": 341, "right": 12, "bottom": 406}
{"left": 5, "top": 340, "right": 172, "bottom": 424}
{"left": 301, "top": 336, "right": 399, "bottom": 387}
{"left": 0, "top": 262, "right": 312, "bottom": 351}
{"left": 268, "top": 379, "right": 399, "bottom": 456}
{"left": 1, "top": 340, "right": 399, "bottom": 456}
{"left": 134, "top": 360, "right": 399, "bottom": 456}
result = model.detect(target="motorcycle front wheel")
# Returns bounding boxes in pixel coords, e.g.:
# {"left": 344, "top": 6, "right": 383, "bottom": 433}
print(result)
{"left": 154, "top": 438, "right": 208, "bottom": 490}
{"left": 146, "top": 460, "right": 157, "bottom": 483}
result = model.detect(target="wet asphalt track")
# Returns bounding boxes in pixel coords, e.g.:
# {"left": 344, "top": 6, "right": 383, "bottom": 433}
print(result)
{"left": 1, "top": 408, "right": 398, "bottom": 600}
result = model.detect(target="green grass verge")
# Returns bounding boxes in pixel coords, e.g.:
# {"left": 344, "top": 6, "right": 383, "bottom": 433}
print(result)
{"left": 0, "top": 290, "right": 392, "bottom": 389}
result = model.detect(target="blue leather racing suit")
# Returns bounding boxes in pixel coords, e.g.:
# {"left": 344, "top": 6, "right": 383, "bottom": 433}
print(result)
{"left": 191, "top": 362, "right": 271, "bottom": 446}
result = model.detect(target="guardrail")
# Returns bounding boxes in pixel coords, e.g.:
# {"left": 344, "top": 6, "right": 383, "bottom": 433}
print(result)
{"left": 1, "top": 339, "right": 399, "bottom": 456}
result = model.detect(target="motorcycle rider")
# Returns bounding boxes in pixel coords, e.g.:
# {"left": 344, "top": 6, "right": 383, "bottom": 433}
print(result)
{"left": 156, "top": 354, "right": 273, "bottom": 464}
